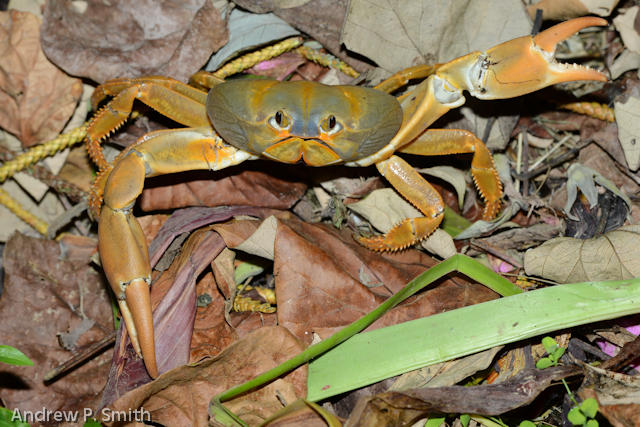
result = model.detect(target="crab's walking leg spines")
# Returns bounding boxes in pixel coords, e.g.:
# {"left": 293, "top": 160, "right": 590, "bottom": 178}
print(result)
{"left": 97, "top": 128, "right": 253, "bottom": 378}
{"left": 400, "top": 129, "right": 502, "bottom": 220}
{"left": 358, "top": 155, "right": 445, "bottom": 251}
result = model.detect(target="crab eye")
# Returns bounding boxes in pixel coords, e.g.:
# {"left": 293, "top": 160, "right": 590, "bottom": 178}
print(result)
{"left": 269, "top": 110, "right": 290, "bottom": 131}
{"left": 321, "top": 115, "right": 342, "bottom": 135}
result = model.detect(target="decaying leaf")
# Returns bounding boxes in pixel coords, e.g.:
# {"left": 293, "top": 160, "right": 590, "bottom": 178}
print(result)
{"left": 614, "top": 6, "right": 640, "bottom": 55}
{"left": 342, "top": 0, "right": 531, "bottom": 73}
{"left": 389, "top": 346, "right": 503, "bottom": 391}
{"left": 524, "top": 224, "right": 640, "bottom": 283}
{"left": 420, "top": 228, "right": 457, "bottom": 260}
{"left": 0, "top": 233, "right": 113, "bottom": 416}
{"left": 564, "top": 163, "right": 631, "bottom": 220}
{"left": 0, "top": 10, "right": 82, "bottom": 147}
{"left": 103, "top": 326, "right": 307, "bottom": 427}
{"left": 139, "top": 164, "right": 308, "bottom": 212}
{"left": 418, "top": 166, "right": 467, "bottom": 210}
{"left": 272, "top": 217, "right": 497, "bottom": 343}
{"left": 615, "top": 86, "right": 640, "bottom": 171}
{"left": 347, "top": 366, "right": 582, "bottom": 427}
{"left": 234, "top": 0, "right": 371, "bottom": 72}
{"left": 41, "top": 0, "right": 228, "bottom": 83}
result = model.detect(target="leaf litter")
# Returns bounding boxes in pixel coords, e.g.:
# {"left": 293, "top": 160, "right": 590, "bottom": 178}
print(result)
{"left": 2, "top": 0, "right": 640, "bottom": 426}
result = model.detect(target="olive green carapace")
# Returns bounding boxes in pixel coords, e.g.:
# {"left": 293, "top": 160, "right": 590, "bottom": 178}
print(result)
{"left": 206, "top": 80, "right": 404, "bottom": 163}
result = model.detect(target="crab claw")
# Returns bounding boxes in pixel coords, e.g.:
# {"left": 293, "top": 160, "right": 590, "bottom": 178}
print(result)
{"left": 438, "top": 17, "right": 608, "bottom": 100}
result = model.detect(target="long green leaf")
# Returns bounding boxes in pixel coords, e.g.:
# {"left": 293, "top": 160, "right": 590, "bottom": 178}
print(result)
{"left": 307, "top": 277, "right": 640, "bottom": 400}
{"left": 210, "top": 254, "right": 519, "bottom": 425}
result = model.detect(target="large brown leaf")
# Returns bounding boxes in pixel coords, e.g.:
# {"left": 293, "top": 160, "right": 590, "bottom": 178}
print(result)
{"left": 273, "top": 219, "right": 498, "bottom": 343}
{"left": 139, "top": 163, "right": 309, "bottom": 212}
{"left": 102, "top": 326, "right": 307, "bottom": 427}
{"left": 41, "top": 0, "right": 228, "bottom": 83}
{"left": 0, "top": 10, "right": 82, "bottom": 147}
{"left": 0, "top": 233, "right": 113, "bottom": 416}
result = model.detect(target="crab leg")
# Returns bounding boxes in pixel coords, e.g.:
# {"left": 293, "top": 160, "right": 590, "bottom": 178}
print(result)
{"left": 399, "top": 129, "right": 502, "bottom": 220}
{"left": 373, "top": 64, "right": 443, "bottom": 94}
{"left": 98, "top": 128, "right": 254, "bottom": 378}
{"left": 358, "top": 155, "right": 445, "bottom": 251}
{"left": 355, "top": 17, "right": 607, "bottom": 251}
{"left": 87, "top": 78, "right": 212, "bottom": 170}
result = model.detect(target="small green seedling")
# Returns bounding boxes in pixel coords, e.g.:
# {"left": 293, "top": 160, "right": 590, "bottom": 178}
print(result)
{"left": 567, "top": 398, "right": 599, "bottom": 427}
{"left": 536, "top": 337, "right": 599, "bottom": 427}
{"left": 519, "top": 421, "right": 536, "bottom": 427}
{"left": 536, "top": 336, "right": 565, "bottom": 369}
{"left": 0, "top": 345, "right": 33, "bottom": 366}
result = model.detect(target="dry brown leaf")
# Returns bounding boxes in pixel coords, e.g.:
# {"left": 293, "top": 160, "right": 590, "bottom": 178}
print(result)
{"left": 0, "top": 10, "right": 82, "bottom": 147}
{"left": 578, "top": 143, "right": 640, "bottom": 199}
{"left": 524, "top": 225, "right": 640, "bottom": 283}
{"left": 102, "top": 326, "right": 307, "bottom": 427}
{"left": 342, "top": 0, "right": 531, "bottom": 73}
{"left": 614, "top": 6, "right": 640, "bottom": 55}
{"left": 273, "top": 218, "right": 497, "bottom": 343}
{"left": 0, "top": 233, "right": 113, "bottom": 416}
{"left": 347, "top": 366, "right": 582, "bottom": 427}
{"left": 615, "top": 86, "right": 640, "bottom": 172}
{"left": 190, "top": 271, "right": 239, "bottom": 363}
{"left": 41, "top": 0, "right": 228, "bottom": 84}
{"left": 139, "top": 164, "right": 308, "bottom": 212}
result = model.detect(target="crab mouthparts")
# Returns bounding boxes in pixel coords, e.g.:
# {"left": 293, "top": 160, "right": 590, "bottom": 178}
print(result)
{"left": 262, "top": 137, "right": 343, "bottom": 166}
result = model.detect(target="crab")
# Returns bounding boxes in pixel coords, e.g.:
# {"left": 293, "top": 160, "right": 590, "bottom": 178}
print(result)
{"left": 86, "top": 18, "right": 608, "bottom": 379}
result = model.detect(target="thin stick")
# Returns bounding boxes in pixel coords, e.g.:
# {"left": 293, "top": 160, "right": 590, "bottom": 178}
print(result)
{"left": 44, "top": 331, "right": 116, "bottom": 381}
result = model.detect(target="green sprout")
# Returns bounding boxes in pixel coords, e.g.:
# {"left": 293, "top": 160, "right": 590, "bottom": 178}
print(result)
{"left": 536, "top": 337, "right": 599, "bottom": 427}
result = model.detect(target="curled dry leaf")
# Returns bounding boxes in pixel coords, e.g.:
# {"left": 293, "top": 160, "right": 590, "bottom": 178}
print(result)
{"left": 0, "top": 10, "right": 82, "bottom": 147}
{"left": 41, "top": 0, "right": 228, "bottom": 83}
{"left": 563, "top": 163, "right": 631, "bottom": 221}
{"left": 0, "top": 233, "right": 113, "bottom": 415}
{"left": 524, "top": 225, "right": 640, "bottom": 284}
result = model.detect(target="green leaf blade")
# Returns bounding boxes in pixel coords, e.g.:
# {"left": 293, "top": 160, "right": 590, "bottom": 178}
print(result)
{"left": 0, "top": 346, "right": 33, "bottom": 366}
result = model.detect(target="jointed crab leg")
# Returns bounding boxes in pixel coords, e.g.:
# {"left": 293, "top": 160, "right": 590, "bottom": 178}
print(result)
{"left": 353, "top": 17, "right": 607, "bottom": 251}
{"left": 399, "top": 129, "right": 502, "bottom": 220}
{"left": 87, "top": 78, "right": 215, "bottom": 170}
{"left": 374, "top": 64, "right": 444, "bottom": 94}
{"left": 359, "top": 155, "right": 445, "bottom": 251}
{"left": 99, "top": 128, "right": 253, "bottom": 378}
